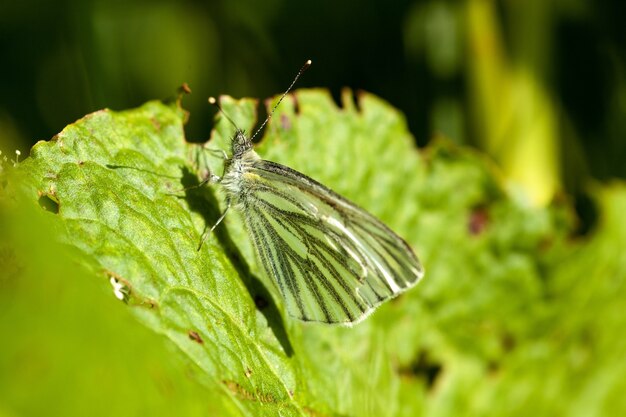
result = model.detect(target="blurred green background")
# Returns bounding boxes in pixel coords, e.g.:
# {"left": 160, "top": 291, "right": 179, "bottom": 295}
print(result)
{"left": 2, "top": 0, "right": 625, "bottom": 213}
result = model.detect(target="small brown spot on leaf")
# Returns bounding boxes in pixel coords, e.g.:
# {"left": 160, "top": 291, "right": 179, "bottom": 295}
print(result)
{"left": 223, "top": 381, "right": 251, "bottom": 400}
{"left": 150, "top": 117, "right": 162, "bottom": 131}
{"left": 222, "top": 380, "right": 277, "bottom": 403}
{"left": 179, "top": 83, "right": 192, "bottom": 94}
{"left": 468, "top": 205, "right": 489, "bottom": 235}
{"left": 222, "top": 381, "right": 253, "bottom": 401}
{"left": 501, "top": 332, "right": 516, "bottom": 352}
{"left": 188, "top": 330, "right": 203, "bottom": 344}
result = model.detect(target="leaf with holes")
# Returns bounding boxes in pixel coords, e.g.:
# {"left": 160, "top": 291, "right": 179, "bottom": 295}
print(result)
{"left": 3, "top": 89, "right": 626, "bottom": 416}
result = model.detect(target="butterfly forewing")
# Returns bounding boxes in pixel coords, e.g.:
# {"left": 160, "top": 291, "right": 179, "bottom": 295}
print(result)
{"left": 235, "top": 157, "right": 424, "bottom": 324}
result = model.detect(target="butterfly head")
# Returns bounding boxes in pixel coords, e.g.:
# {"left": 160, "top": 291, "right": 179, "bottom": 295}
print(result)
{"left": 231, "top": 129, "right": 253, "bottom": 158}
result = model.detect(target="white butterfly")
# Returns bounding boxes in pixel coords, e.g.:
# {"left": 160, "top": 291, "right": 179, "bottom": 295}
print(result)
{"left": 205, "top": 61, "right": 424, "bottom": 325}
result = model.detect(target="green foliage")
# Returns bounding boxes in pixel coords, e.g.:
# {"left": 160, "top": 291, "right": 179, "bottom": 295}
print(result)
{"left": 1, "top": 90, "right": 625, "bottom": 416}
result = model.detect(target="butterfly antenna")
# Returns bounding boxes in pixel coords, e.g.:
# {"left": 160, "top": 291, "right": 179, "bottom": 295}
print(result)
{"left": 208, "top": 96, "right": 240, "bottom": 130}
{"left": 250, "top": 59, "right": 312, "bottom": 141}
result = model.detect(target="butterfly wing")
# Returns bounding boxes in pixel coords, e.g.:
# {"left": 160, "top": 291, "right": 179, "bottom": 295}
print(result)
{"left": 238, "top": 158, "right": 424, "bottom": 325}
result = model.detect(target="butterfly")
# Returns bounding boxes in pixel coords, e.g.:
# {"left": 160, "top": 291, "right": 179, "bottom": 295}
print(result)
{"left": 203, "top": 60, "right": 424, "bottom": 325}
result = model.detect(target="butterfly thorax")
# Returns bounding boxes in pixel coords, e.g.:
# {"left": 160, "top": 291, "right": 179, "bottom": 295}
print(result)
{"left": 221, "top": 138, "right": 261, "bottom": 203}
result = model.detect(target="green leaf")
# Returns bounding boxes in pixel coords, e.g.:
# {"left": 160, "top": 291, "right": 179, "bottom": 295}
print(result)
{"left": 2, "top": 90, "right": 626, "bottom": 416}
{"left": 0, "top": 178, "right": 221, "bottom": 417}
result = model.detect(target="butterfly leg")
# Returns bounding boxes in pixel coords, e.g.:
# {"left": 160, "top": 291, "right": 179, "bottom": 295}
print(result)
{"left": 197, "top": 198, "right": 231, "bottom": 251}
{"left": 204, "top": 147, "right": 228, "bottom": 161}
{"left": 166, "top": 171, "right": 222, "bottom": 196}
